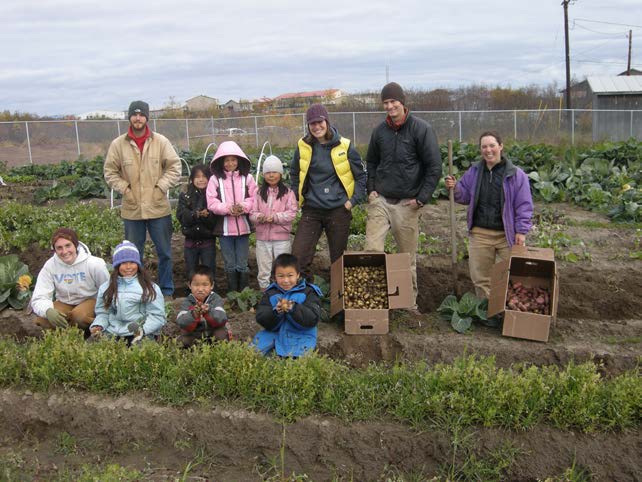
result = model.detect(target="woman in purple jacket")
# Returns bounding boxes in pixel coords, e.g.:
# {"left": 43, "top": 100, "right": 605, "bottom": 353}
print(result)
{"left": 445, "top": 131, "right": 533, "bottom": 299}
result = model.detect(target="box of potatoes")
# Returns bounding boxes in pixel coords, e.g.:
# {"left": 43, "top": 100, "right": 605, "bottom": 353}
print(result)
{"left": 330, "top": 252, "right": 413, "bottom": 335}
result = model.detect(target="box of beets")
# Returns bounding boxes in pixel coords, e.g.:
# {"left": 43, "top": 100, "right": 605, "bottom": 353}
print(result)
{"left": 488, "top": 246, "right": 559, "bottom": 342}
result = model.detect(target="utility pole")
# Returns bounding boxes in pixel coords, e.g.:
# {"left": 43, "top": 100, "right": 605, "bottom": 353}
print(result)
{"left": 562, "top": 0, "right": 573, "bottom": 109}
{"left": 385, "top": 65, "right": 389, "bottom": 84}
{"left": 627, "top": 30, "right": 632, "bottom": 75}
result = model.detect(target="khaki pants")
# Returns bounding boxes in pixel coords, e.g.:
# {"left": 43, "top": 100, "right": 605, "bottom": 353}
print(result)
{"left": 468, "top": 227, "right": 510, "bottom": 299}
{"left": 256, "top": 239, "right": 292, "bottom": 289}
{"left": 34, "top": 299, "right": 97, "bottom": 330}
{"left": 364, "top": 196, "right": 421, "bottom": 307}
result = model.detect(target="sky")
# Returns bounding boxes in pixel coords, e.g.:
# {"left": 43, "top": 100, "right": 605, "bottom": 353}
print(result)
{"left": 1, "top": 0, "right": 641, "bottom": 115}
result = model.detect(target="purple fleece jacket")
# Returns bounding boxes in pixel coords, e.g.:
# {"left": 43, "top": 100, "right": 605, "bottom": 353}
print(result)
{"left": 454, "top": 157, "right": 533, "bottom": 246}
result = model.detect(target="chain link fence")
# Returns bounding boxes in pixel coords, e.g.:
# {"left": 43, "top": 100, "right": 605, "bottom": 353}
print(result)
{"left": 1, "top": 109, "right": 641, "bottom": 166}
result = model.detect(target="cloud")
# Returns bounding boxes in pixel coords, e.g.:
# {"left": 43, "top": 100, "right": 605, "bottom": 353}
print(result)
{"left": 0, "top": 0, "right": 639, "bottom": 114}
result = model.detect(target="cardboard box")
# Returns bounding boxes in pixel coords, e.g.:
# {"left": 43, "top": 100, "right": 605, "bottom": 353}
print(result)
{"left": 488, "top": 246, "right": 559, "bottom": 342}
{"left": 330, "top": 252, "right": 413, "bottom": 335}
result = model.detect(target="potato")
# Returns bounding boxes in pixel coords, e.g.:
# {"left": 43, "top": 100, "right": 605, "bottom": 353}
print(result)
{"left": 344, "top": 266, "right": 388, "bottom": 309}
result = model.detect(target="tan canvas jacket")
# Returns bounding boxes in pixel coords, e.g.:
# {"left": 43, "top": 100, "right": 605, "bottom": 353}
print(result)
{"left": 104, "top": 131, "right": 181, "bottom": 220}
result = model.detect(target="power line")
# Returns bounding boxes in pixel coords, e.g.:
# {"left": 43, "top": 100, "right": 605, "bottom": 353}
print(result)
{"left": 572, "top": 21, "right": 629, "bottom": 37}
{"left": 574, "top": 38, "right": 625, "bottom": 56}
{"left": 574, "top": 59, "right": 639, "bottom": 65}
{"left": 574, "top": 18, "right": 642, "bottom": 29}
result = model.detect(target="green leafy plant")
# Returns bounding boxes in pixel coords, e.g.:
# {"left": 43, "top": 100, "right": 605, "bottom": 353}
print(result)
{"left": 531, "top": 220, "right": 591, "bottom": 262}
{"left": 312, "top": 274, "right": 331, "bottom": 323}
{"left": 0, "top": 254, "right": 33, "bottom": 311}
{"left": 226, "top": 287, "right": 263, "bottom": 312}
{"left": 437, "top": 292, "right": 488, "bottom": 333}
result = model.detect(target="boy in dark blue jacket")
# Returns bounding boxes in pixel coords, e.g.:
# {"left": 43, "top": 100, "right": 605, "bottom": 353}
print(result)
{"left": 253, "top": 253, "right": 322, "bottom": 357}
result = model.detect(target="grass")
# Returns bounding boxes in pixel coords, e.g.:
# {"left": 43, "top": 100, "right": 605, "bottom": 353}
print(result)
{"left": 0, "top": 330, "right": 640, "bottom": 433}
{"left": 604, "top": 335, "right": 642, "bottom": 345}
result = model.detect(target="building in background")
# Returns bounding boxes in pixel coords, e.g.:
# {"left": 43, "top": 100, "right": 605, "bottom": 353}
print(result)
{"left": 272, "top": 89, "right": 344, "bottom": 109}
{"left": 77, "top": 110, "right": 126, "bottom": 120}
{"left": 185, "top": 95, "right": 220, "bottom": 112}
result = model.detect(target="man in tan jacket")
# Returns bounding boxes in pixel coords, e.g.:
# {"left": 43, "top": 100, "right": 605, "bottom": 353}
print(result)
{"left": 104, "top": 100, "right": 181, "bottom": 297}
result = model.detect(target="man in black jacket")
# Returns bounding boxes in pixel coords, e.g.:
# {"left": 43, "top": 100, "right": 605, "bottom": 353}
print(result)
{"left": 364, "top": 82, "right": 442, "bottom": 311}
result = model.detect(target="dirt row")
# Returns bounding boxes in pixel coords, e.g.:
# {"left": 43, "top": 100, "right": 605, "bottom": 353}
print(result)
{"left": 0, "top": 389, "right": 640, "bottom": 481}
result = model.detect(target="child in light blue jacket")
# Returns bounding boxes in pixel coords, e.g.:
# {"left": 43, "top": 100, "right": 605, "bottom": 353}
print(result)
{"left": 90, "top": 241, "right": 166, "bottom": 343}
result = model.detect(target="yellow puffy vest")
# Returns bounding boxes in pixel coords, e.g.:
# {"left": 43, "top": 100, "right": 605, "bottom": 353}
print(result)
{"left": 296, "top": 137, "right": 355, "bottom": 207}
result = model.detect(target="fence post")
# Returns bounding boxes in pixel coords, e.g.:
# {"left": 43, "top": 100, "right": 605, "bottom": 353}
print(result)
{"left": 185, "top": 118, "right": 190, "bottom": 150}
{"left": 254, "top": 116, "right": 259, "bottom": 147}
{"left": 25, "top": 121, "right": 33, "bottom": 164}
{"left": 153, "top": 119, "right": 157, "bottom": 131}
{"left": 571, "top": 110, "right": 575, "bottom": 146}
{"left": 631, "top": 110, "right": 634, "bottom": 138}
{"left": 74, "top": 120, "right": 81, "bottom": 157}
{"left": 211, "top": 116, "right": 214, "bottom": 136}
{"left": 458, "top": 111, "right": 462, "bottom": 141}
{"left": 116, "top": 120, "right": 121, "bottom": 136}
{"left": 514, "top": 110, "right": 518, "bottom": 140}
{"left": 352, "top": 112, "right": 357, "bottom": 144}
{"left": 302, "top": 114, "right": 306, "bottom": 136}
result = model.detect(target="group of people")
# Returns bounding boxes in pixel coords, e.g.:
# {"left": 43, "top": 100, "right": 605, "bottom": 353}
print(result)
{"left": 29, "top": 81, "right": 534, "bottom": 357}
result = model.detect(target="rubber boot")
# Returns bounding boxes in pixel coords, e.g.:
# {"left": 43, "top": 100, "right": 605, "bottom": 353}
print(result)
{"left": 226, "top": 271, "right": 238, "bottom": 294}
{"left": 238, "top": 271, "right": 249, "bottom": 292}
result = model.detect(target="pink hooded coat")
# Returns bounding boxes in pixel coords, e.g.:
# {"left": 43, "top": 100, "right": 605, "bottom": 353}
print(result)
{"left": 206, "top": 141, "right": 258, "bottom": 236}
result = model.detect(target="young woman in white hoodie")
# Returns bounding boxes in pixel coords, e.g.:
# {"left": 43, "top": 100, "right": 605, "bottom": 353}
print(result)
{"left": 30, "top": 228, "right": 110, "bottom": 332}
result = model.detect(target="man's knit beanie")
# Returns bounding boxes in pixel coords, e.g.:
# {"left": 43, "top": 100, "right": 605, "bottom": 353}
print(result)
{"left": 262, "top": 155, "right": 284, "bottom": 174}
{"left": 112, "top": 240, "right": 142, "bottom": 268}
{"left": 128, "top": 101, "right": 150, "bottom": 120}
{"left": 51, "top": 228, "right": 79, "bottom": 249}
{"left": 381, "top": 82, "right": 406, "bottom": 105}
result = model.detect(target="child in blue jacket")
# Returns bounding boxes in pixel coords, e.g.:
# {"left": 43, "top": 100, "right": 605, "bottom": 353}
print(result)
{"left": 90, "top": 241, "right": 166, "bottom": 343}
{"left": 253, "top": 253, "right": 322, "bottom": 357}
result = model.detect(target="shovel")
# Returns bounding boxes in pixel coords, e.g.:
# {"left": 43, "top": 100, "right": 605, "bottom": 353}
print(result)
{"left": 448, "top": 140, "right": 461, "bottom": 297}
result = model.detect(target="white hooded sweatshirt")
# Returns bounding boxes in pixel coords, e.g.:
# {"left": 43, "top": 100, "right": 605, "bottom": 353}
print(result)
{"left": 30, "top": 242, "right": 110, "bottom": 317}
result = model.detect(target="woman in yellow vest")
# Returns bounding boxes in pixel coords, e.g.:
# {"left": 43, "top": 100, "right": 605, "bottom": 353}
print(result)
{"left": 290, "top": 104, "right": 367, "bottom": 280}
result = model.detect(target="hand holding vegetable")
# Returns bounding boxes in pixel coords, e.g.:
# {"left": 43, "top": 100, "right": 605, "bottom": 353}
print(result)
{"left": 230, "top": 203, "right": 244, "bottom": 216}
{"left": 46, "top": 308, "right": 68, "bottom": 328}
{"left": 276, "top": 298, "right": 294, "bottom": 313}
{"left": 89, "top": 326, "right": 103, "bottom": 338}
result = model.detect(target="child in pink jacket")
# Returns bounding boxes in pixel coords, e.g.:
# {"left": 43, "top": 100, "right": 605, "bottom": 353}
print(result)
{"left": 250, "top": 155, "right": 298, "bottom": 289}
{"left": 206, "top": 141, "right": 258, "bottom": 293}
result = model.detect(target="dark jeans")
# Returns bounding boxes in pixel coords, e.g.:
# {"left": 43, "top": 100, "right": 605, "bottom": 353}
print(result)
{"left": 291, "top": 205, "right": 352, "bottom": 280}
{"left": 219, "top": 235, "right": 250, "bottom": 273}
{"left": 184, "top": 243, "right": 216, "bottom": 279}
{"left": 124, "top": 215, "right": 173, "bottom": 295}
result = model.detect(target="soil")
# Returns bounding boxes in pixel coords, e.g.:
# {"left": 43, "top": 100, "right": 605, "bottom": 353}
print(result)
{"left": 1, "top": 192, "right": 641, "bottom": 479}
{"left": 0, "top": 389, "right": 640, "bottom": 481}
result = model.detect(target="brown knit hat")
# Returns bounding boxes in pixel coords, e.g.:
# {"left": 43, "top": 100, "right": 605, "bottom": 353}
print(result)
{"left": 305, "top": 104, "right": 330, "bottom": 124}
{"left": 381, "top": 82, "right": 406, "bottom": 105}
{"left": 51, "top": 228, "right": 79, "bottom": 248}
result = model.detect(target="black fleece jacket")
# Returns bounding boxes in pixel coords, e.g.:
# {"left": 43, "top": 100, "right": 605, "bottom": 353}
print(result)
{"left": 365, "top": 113, "right": 442, "bottom": 204}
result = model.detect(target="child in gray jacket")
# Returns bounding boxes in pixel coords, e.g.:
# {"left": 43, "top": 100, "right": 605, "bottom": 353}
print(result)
{"left": 176, "top": 265, "right": 229, "bottom": 347}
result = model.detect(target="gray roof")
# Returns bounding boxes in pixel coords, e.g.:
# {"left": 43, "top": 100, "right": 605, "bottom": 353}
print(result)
{"left": 587, "top": 76, "right": 642, "bottom": 94}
